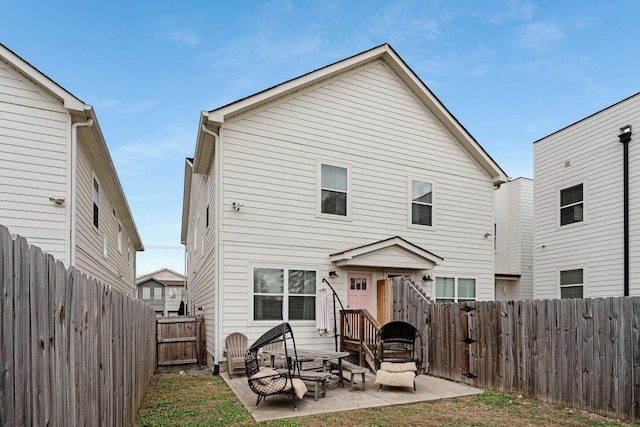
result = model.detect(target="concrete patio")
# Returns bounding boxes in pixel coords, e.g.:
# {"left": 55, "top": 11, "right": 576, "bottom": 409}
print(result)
{"left": 220, "top": 369, "right": 484, "bottom": 422}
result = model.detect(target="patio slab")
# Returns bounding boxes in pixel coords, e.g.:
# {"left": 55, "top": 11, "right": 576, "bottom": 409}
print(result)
{"left": 220, "top": 370, "right": 483, "bottom": 422}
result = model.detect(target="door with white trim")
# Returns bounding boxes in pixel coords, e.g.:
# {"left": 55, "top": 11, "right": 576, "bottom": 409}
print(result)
{"left": 347, "top": 273, "right": 371, "bottom": 311}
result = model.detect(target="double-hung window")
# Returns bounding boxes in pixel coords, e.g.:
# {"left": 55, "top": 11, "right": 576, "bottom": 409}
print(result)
{"left": 154, "top": 288, "right": 162, "bottom": 300}
{"left": 560, "top": 269, "right": 583, "bottom": 299}
{"left": 411, "top": 179, "right": 433, "bottom": 226}
{"left": 142, "top": 287, "right": 150, "bottom": 299}
{"left": 253, "top": 267, "right": 316, "bottom": 321}
{"left": 435, "top": 277, "right": 476, "bottom": 303}
{"left": 560, "top": 184, "right": 583, "bottom": 226}
{"left": 320, "top": 163, "right": 348, "bottom": 217}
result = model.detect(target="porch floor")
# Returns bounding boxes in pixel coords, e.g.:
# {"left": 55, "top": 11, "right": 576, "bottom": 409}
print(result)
{"left": 220, "top": 369, "right": 483, "bottom": 422}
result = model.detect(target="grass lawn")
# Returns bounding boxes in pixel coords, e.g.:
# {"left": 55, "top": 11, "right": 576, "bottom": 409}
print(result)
{"left": 134, "top": 372, "right": 640, "bottom": 427}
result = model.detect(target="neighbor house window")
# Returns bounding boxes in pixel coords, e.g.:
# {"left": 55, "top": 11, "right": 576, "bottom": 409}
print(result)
{"left": 560, "top": 184, "right": 583, "bottom": 226}
{"left": 206, "top": 177, "right": 210, "bottom": 228}
{"left": 93, "top": 177, "right": 100, "bottom": 229}
{"left": 411, "top": 180, "right": 433, "bottom": 226}
{"left": 320, "top": 163, "right": 348, "bottom": 216}
{"left": 253, "top": 267, "right": 316, "bottom": 321}
{"left": 560, "top": 269, "right": 583, "bottom": 299}
{"left": 142, "top": 287, "right": 150, "bottom": 299}
{"left": 169, "top": 289, "right": 176, "bottom": 299}
{"left": 117, "top": 223, "right": 122, "bottom": 252}
{"left": 154, "top": 288, "right": 162, "bottom": 300}
{"left": 181, "top": 288, "right": 186, "bottom": 299}
{"left": 435, "top": 277, "right": 476, "bottom": 303}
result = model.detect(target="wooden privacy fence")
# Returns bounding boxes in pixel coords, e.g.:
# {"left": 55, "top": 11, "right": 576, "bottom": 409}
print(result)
{"left": 392, "top": 277, "right": 640, "bottom": 422}
{"left": 0, "top": 225, "right": 157, "bottom": 427}
{"left": 157, "top": 316, "right": 206, "bottom": 368}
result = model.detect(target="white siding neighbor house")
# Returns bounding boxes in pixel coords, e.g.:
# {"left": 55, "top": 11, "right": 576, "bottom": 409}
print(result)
{"left": 136, "top": 268, "right": 187, "bottom": 317}
{"left": 534, "top": 92, "right": 640, "bottom": 299}
{"left": 181, "top": 44, "right": 507, "bottom": 369}
{"left": 494, "top": 177, "right": 534, "bottom": 301}
{"left": 0, "top": 43, "right": 143, "bottom": 295}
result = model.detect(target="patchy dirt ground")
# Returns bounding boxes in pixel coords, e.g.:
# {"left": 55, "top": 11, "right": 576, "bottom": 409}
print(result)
{"left": 135, "top": 372, "right": 639, "bottom": 427}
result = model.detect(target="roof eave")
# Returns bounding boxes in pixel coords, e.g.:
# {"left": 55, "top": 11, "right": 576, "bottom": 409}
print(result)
{"left": 180, "top": 157, "right": 194, "bottom": 243}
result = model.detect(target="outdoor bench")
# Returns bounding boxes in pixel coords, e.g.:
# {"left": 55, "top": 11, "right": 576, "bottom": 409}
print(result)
{"left": 330, "top": 360, "right": 369, "bottom": 391}
{"left": 298, "top": 371, "right": 331, "bottom": 400}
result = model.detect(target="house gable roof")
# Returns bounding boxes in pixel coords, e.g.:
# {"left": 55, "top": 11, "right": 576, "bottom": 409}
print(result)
{"left": 195, "top": 43, "right": 507, "bottom": 185}
{"left": 329, "top": 236, "right": 443, "bottom": 269}
{"left": 0, "top": 43, "right": 144, "bottom": 251}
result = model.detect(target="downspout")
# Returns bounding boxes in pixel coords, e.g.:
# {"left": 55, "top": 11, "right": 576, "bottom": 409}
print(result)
{"left": 618, "top": 125, "right": 632, "bottom": 297}
{"left": 200, "top": 123, "right": 222, "bottom": 373}
{"left": 70, "top": 117, "right": 94, "bottom": 266}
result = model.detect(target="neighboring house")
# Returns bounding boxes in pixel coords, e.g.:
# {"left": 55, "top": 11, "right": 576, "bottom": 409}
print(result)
{"left": 136, "top": 268, "right": 186, "bottom": 317}
{"left": 0, "top": 43, "right": 143, "bottom": 295}
{"left": 533, "top": 92, "right": 640, "bottom": 299}
{"left": 181, "top": 44, "right": 507, "bottom": 368}
{"left": 493, "top": 177, "right": 534, "bottom": 300}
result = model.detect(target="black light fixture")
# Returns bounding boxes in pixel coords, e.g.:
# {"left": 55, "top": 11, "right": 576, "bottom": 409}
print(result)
{"left": 328, "top": 270, "right": 339, "bottom": 278}
{"left": 422, "top": 274, "right": 433, "bottom": 282}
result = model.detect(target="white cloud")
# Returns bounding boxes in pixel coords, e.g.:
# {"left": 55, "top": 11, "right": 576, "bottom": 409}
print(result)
{"left": 123, "top": 99, "right": 158, "bottom": 114}
{"left": 169, "top": 30, "right": 200, "bottom": 46}
{"left": 517, "top": 21, "right": 565, "bottom": 51}
{"left": 488, "top": 0, "right": 535, "bottom": 24}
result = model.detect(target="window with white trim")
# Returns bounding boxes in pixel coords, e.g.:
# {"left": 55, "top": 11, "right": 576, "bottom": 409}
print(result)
{"left": 92, "top": 177, "right": 100, "bottom": 229}
{"left": 560, "top": 269, "right": 583, "bottom": 299}
{"left": 154, "top": 288, "right": 162, "bottom": 300}
{"left": 560, "top": 184, "right": 583, "bottom": 226}
{"left": 435, "top": 277, "right": 476, "bottom": 303}
{"left": 169, "top": 288, "right": 176, "bottom": 299}
{"left": 142, "top": 287, "right": 150, "bottom": 299}
{"left": 411, "top": 180, "right": 433, "bottom": 226}
{"left": 253, "top": 267, "right": 316, "bottom": 321}
{"left": 117, "top": 223, "right": 123, "bottom": 252}
{"left": 320, "top": 163, "right": 348, "bottom": 216}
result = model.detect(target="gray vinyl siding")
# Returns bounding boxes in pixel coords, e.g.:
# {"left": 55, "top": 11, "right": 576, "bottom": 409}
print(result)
{"left": 534, "top": 92, "right": 640, "bottom": 298}
{"left": 495, "top": 178, "right": 534, "bottom": 301}
{"left": 74, "top": 133, "right": 136, "bottom": 295}
{"left": 0, "top": 57, "right": 71, "bottom": 262}
{"left": 184, "top": 172, "right": 216, "bottom": 361}
{"left": 216, "top": 60, "right": 495, "bottom": 348}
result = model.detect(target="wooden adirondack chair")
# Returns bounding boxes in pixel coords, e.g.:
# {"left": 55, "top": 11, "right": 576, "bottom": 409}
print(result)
{"left": 225, "top": 332, "right": 248, "bottom": 378}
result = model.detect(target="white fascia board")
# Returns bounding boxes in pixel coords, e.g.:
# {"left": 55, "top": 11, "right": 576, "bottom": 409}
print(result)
{"left": 180, "top": 158, "right": 194, "bottom": 244}
{"left": 193, "top": 111, "right": 217, "bottom": 174}
{"left": 330, "top": 236, "right": 442, "bottom": 265}
{"left": 0, "top": 43, "right": 86, "bottom": 113}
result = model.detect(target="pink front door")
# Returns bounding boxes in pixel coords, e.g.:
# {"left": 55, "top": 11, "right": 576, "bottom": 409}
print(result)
{"left": 347, "top": 273, "right": 371, "bottom": 311}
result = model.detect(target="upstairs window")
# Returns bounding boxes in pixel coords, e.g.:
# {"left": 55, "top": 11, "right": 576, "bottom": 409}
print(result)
{"left": 435, "top": 277, "right": 476, "bottom": 303}
{"left": 560, "top": 184, "right": 583, "bottom": 226}
{"left": 154, "top": 288, "right": 162, "bottom": 300}
{"left": 142, "top": 287, "right": 150, "bottom": 299}
{"left": 117, "top": 223, "right": 123, "bottom": 252}
{"left": 560, "top": 269, "right": 583, "bottom": 299}
{"left": 320, "top": 163, "right": 348, "bottom": 217}
{"left": 411, "top": 180, "right": 433, "bottom": 226}
{"left": 92, "top": 178, "right": 100, "bottom": 229}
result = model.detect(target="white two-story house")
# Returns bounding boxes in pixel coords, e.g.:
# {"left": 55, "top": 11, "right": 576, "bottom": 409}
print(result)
{"left": 0, "top": 43, "right": 143, "bottom": 295}
{"left": 534, "top": 92, "right": 640, "bottom": 299}
{"left": 181, "top": 44, "right": 507, "bottom": 368}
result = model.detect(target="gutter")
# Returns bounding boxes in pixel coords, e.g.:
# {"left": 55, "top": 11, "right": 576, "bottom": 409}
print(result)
{"left": 200, "top": 123, "right": 222, "bottom": 372}
{"left": 618, "top": 125, "right": 632, "bottom": 296}
{"left": 70, "top": 115, "right": 94, "bottom": 265}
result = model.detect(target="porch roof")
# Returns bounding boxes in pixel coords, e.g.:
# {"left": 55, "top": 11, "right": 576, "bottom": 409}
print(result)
{"left": 329, "top": 236, "right": 443, "bottom": 269}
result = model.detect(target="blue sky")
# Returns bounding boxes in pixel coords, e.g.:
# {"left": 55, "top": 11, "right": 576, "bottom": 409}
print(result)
{"left": 2, "top": 1, "right": 638, "bottom": 276}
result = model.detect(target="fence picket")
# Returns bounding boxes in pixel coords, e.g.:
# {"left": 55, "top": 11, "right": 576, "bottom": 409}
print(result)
{"left": 390, "top": 276, "right": 640, "bottom": 422}
{"left": 0, "top": 226, "right": 155, "bottom": 426}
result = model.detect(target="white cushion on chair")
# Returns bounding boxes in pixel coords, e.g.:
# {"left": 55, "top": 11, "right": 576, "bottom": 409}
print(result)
{"left": 375, "top": 369, "right": 415, "bottom": 388}
{"left": 379, "top": 361, "right": 416, "bottom": 373}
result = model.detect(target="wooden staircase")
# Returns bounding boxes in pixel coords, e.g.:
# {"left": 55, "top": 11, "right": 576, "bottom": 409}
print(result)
{"left": 339, "top": 309, "right": 380, "bottom": 371}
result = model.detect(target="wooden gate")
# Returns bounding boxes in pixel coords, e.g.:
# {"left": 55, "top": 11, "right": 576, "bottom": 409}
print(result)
{"left": 156, "top": 316, "right": 205, "bottom": 368}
